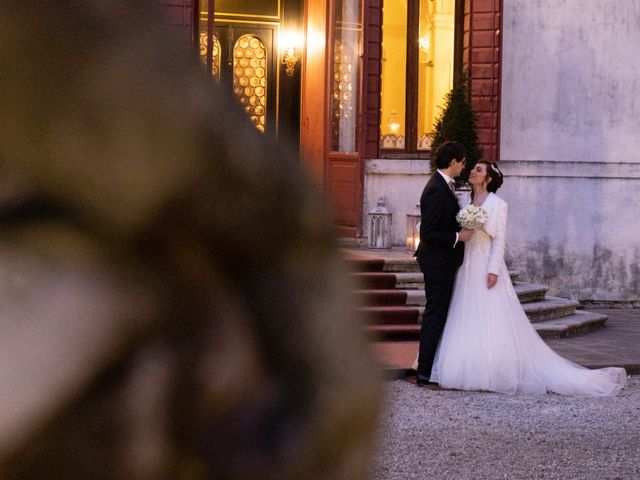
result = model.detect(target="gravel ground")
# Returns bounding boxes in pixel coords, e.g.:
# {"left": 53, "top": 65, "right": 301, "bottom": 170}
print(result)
{"left": 372, "top": 376, "right": 640, "bottom": 480}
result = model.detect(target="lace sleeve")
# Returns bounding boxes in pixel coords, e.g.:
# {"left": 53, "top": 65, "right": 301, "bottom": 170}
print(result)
{"left": 487, "top": 199, "right": 508, "bottom": 275}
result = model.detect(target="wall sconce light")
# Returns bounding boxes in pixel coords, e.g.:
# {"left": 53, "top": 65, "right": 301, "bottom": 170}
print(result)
{"left": 418, "top": 35, "right": 430, "bottom": 54}
{"left": 419, "top": 29, "right": 433, "bottom": 66}
{"left": 387, "top": 109, "right": 400, "bottom": 135}
{"left": 280, "top": 30, "right": 303, "bottom": 77}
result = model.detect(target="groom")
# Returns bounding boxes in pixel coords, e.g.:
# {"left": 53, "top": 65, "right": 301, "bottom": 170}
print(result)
{"left": 414, "top": 141, "right": 472, "bottom": 386}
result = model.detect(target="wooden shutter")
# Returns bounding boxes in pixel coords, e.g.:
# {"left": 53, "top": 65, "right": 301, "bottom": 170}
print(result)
{"left": 362, "top": 0, "right": 382, "bottom": 161}
{"left": 463, "top": 0, "right": 503, "bottom": 161}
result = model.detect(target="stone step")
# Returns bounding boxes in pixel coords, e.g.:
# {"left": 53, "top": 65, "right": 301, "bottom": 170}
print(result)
{"left": 358, "top": 306, "right": 420, "bottom": 325}
{"left": 365, "top": 323, "right": 421, "bottom": 341}
{"left": 379, "top": 255, "right": 523, "bottom": 280}
{"left": 523, "top": 297, "right": 580, "bottom": 322}
{"left": 338, "top": 237, "right": 369, "bottom": 249}
{"left": 513, "top": 282, "right": 549, "bottom": 303}
{"left": 350, "top": 272, "right": 396, "bottom": 290}
{"left": 393, "top": 272, "right": 424, "bottom": 289}
{"left": 343, "top": 255, "right": 385, "bottom": 273}
{"left": 381, "top": 257, "right": 421, "bottom": 273}
{"left": 394, "top": 271, "right": 521, "bottom": 289}
{"left": 354, "top": 289, "right": 408, "bottom": 306}
{"left": 344, "top": 249, "right": 605, "bottom": 340}
{"left": 411, "top": 296, "right": 578, "bottom": 324}
{"left": 399, "top": 282, "right": 548, "bottom": 307}
{"left": 366, "top": 310, "right": 608, "bottom": 342}
{"left": 532, "top": 311, "right": 608, "bottom": 338}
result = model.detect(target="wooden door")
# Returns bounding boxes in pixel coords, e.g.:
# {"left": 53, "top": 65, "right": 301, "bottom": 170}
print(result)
{"left": 301, "top": 0, "right": 381, "bottom": 237}
{"left": 325, "top": 0, "right": 381, "bottom": 237}
{"left": 202, "top": 23, "right": 277, "bottom": 135}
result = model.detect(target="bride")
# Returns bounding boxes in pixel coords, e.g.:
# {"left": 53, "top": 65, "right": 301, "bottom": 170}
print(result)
{"left": 425, "top": 161, "right": 626, "bottom": 396}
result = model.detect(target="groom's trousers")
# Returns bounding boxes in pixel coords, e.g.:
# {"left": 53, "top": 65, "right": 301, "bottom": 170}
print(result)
{"left": 417, "top": 266, "right": 458, "bottom": 378}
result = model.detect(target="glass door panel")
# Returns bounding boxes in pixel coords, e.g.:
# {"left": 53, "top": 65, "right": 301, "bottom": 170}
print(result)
{"left": 378, "top": 0, "right": 457, "bottom": 153}
{"left": 380, "top": 0, "right": 407, "bottom": 150}
{"left": 330, "top": 0, "right": 362, "bottom": 153}
{"left": 417, "top": 0, "right": 455, "bottom": 150}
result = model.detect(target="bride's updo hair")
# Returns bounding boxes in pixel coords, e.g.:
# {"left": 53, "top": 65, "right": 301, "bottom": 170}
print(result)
{"left": 478, "top": 160, "right": 503, "bottom": 193}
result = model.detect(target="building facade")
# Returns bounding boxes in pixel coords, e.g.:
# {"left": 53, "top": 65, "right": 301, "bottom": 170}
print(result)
{"left": 499, "top": 1, "right": 640, "bottom": 303}
{"left": 158, "top": 0, "right": 640, "bottom": 303}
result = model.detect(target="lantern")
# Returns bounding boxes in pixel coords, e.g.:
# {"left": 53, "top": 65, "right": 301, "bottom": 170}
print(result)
{"left": 368, "top": 197, "right": 392, "bottom": 249}
{"left": 406, "top": 203, "right": 421, "bottom": 252}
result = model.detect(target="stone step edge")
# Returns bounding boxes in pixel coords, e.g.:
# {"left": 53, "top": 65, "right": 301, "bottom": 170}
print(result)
{"left": 410, "top": 296, "right": 579, "bottom": 323}
{"left": 399, "top": 283, "right": 548, "bottom": 306}
{"left": 359, "top": 283, "right": 547, "bottom": 307}
{"left": 523, "top": 297, "right": 580, "bottom": 322}
{"left": 394, "top": 271, "right": 520, "bottom": 285}
{"left": 381, "top": 258, "right": 422, "bottom": 273}
{"left": 357, "top": 306, "right": 420, "bottom": 325}
{"left": 381, "top": 258, "right": 521, "bottom": 277}
{"left": 367, "top": 310, "right": 607, "bottom": 341}
{"left": 360, "top": 293, "right": 578, "bottom": 323}
{"left": 532, "top": 311, "right": 608, "bottom": 338}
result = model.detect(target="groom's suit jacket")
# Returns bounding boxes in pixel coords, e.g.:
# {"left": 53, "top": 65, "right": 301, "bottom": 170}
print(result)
{"left": 414, "top": 171, "right": 464, "bottom": 269}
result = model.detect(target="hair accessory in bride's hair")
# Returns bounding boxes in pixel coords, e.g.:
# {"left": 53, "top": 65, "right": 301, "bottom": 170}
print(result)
{"left": 489, "top": 162, "right": 502, "bottom": 178}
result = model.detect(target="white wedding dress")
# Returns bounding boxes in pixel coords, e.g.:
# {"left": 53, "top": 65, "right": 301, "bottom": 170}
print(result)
{"left": 427, "top": 193, "right": 626, "bottom": 396}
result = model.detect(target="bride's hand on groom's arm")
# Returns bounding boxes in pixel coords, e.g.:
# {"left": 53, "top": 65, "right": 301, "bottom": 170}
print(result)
{"left": 487, "top": 273, "right": 498, "bottom": 289}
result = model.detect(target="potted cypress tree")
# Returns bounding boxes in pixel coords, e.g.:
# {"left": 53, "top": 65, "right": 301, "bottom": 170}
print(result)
{"left": 429, "top": 74, "right": 482, "bottom": 184}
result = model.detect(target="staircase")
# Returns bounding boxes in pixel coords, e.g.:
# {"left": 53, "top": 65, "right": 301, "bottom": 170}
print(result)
{"left": 346, "top": 251, "right": 608, "bottom": 342}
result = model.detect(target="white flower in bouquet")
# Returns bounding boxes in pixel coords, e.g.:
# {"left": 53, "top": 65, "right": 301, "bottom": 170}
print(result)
{"left": 456, "top": 204, "right": 487, "bottom": 230}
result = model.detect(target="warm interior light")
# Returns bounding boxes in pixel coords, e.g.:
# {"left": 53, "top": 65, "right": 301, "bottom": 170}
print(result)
{"left": 307, "top": 28, "right": 325, "bottom": 54}
{"left": 388, "top": 109, "right": 400, "bottom": 134}
{"left": 280, "top": 29, "right": 304, "bottom": 76}
{"left": 419, "top": 35, "right": 430, "bottom": 53}
{"left": 280, "top": 29, "right": 304, "bottom": 53}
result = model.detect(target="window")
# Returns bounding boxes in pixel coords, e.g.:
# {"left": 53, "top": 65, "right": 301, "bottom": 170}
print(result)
{"left": 380, "top": 0, "right": 457, "bottom": 154}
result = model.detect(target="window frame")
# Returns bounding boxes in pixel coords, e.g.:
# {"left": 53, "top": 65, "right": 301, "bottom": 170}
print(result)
{"left": 379, "top": 0, "right": 464, "bottom": 158}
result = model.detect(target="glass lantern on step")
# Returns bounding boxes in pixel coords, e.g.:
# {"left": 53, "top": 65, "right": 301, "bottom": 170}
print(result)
{"left": 406, "top": 204, "right": 421, "bottom": 252}
{"left": 368, "top": 196, "right": 392, "bottom": 249}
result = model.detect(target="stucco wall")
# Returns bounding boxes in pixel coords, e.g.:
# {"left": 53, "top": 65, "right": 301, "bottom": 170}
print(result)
{"left": 500, "top": 1, "right": 640, "bottom": 301}
{"left": 363, "top": 160, "right": 429, "bottom": 248}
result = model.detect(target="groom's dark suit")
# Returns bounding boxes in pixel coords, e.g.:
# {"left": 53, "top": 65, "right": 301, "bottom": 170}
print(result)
{"left": 414, "top": 171, "right": 465, "bottom": 380}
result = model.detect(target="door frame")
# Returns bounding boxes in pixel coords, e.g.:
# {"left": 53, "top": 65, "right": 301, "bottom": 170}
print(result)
{"left": 301, "top": 0, "right": 380, "bottom": 237}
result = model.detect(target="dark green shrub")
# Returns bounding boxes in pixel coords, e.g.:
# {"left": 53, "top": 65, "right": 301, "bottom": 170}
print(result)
{"left": 429, "top": 74, "right": 482, "bottom": 183}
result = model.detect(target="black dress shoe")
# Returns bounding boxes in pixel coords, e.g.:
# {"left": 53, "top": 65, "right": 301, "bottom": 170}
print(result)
{"left": 416, "top": 374, "right": 431, "bottom": 386}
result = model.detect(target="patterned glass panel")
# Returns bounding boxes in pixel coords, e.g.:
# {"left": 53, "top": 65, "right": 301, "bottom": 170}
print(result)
{"left": 330, "top": 0, "right": 362, "bottom": 152}
{"left": 331, "top": 40, "right": 357, "bottom": 151}
{"left": 199, "top": 32, "right": 221, "bottom": 80}
{"left": 233, "top": 34, "right": 267, "bottom": 133}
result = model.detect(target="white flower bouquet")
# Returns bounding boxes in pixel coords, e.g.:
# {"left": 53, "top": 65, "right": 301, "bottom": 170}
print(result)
{"left": 456, "top": 204, "right": 487, "bottom": 230}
